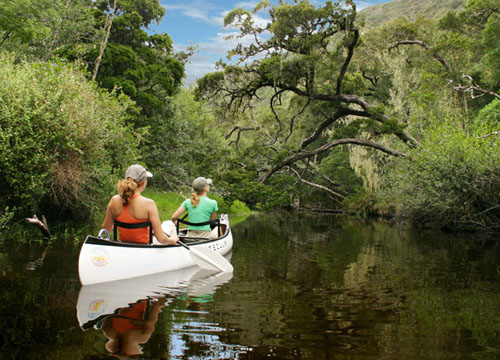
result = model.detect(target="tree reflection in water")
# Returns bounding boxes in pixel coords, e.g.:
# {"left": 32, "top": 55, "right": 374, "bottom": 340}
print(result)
{"left": 1, "top": 214, "right": 499, "bottom": 359}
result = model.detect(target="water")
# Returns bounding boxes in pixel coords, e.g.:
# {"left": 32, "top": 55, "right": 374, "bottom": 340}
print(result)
{"left": 0, "top": 213, "right": 499, "bottom": 359}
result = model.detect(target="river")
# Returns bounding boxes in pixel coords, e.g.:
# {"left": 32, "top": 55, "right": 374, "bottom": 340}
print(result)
{"left": 0, "top": 213, "right": 499, "bottom": 359}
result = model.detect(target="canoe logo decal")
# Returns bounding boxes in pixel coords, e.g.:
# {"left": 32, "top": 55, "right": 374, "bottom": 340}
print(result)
{"left": 88, "top": 300, "right": 107, "bottom": 319}
{"left": 90, "top": 247, "right": 109, "bottom": 266}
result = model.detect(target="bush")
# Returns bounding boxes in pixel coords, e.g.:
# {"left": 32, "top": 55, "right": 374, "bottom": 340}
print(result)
{"left": 0, "top": 54, "right": 140, "bottom": 220}
{"left": 381, "top": 118, "right": 500, "bottom": 231}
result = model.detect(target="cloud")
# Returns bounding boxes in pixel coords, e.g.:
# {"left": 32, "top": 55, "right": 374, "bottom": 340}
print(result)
{"left": 162, "top": 1, "right": 224, "bottom": 26}
{"left": 234, "top": 1, "right": 262, "bottom": 8}
{"left": 175, "top": 29, "right": 265, "bottom": 84}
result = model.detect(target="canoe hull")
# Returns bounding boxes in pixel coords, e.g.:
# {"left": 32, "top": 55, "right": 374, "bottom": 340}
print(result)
{"left": 78, "top": 215, "right": 233, "bottom": 285}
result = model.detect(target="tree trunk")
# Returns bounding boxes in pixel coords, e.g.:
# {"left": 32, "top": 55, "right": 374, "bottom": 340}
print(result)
{"left": 92, "top": 0, "right": 117, "bottom": 82}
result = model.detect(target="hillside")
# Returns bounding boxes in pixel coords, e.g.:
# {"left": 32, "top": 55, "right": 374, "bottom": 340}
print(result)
{"left": 359, "top": 0, "right": 466, "bottom": 29}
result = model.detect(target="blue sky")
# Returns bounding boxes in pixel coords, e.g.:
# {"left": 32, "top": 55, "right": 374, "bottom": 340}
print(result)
{"left": 150, "top": 0, "right": 390, "bottom": 85}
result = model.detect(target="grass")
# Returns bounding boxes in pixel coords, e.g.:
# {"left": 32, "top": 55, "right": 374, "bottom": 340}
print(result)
{"left": 143, "top": 189, "right": 186, "bottom": 219}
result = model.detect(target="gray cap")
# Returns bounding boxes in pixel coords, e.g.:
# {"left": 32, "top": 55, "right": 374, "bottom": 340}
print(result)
{"left": 125, "top": 164, "right": 153, "bottom": 183}
{"left": 192, "top": 177, "right": 212, "bottom": 192}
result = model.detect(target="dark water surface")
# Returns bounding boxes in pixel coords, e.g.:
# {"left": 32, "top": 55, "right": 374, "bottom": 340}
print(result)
{"left": 1, "top": 213, "right": 499, "bottom": 359}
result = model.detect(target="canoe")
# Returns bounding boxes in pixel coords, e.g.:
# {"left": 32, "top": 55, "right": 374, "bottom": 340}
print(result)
{"left": 78, "top": 214, "right": 233, "bottom": 285}
{"left": 77, "top": 266, "right": 233, "bottom": 329}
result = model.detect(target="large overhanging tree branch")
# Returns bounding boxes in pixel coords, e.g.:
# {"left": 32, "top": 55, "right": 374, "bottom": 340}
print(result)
{"left": 259, "top": 137, "right": 408, "bottom": 182}
{"left": 288, "top": 167, "right": 345, "bottom": 202}
{"left": 449, "top": 75, "right": 500, "bottom": 101}
{"left": 198, "top": 0, "right": 418, "bottom": 185}
{"left": 388, "top": 40, "right": 452, "bottom": 72}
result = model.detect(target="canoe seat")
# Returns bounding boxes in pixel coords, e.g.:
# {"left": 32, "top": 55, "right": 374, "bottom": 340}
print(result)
{"left": 175, "top": 218, "right": 221, "bottom": 237}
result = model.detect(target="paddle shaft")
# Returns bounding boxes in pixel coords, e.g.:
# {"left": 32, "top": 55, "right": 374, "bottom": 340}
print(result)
{"left": 177, "top": 240, "right": 189, "bottom": 249}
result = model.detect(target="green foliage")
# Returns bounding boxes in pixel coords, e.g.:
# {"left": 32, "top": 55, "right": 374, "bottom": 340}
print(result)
{"left": 0, "top": 207, "right": 15, "bottom": 233}
{"left": 380, "top": 119, "right": 500, "bottom": 231}
{"left": 91, "top": 0, "right": 183, "bottom": 127}
{"left": 480, "top": 12, "right": 500, "bottom": 86}
{"left": 1, "top": 0, "right": 99, "bottom": 62}
{"left": 144, "top": 88, "right": 230, "bottom": 188}
{"left": 228, "top": 200, "right": 251, "bottom": 214}
{"left": 0, "top": 54, "right": 139, "bottom": 220}
{"left": 221, "top": 170, "right": 294, "bottom": 211}
{"left": 142, "top": 190, "right": 185, "bottom": 219}
{"left": 142, "top": 190, "right": 250, "bottom": 220}
{"left": 0, "top": 0, "right": 56, "bottom": 44}
{"left": 472, "top": 99, "right": 500, "bottom": 134}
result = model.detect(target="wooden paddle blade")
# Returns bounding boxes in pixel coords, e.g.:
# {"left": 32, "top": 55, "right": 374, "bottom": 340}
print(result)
{"left": 189, "top": 246, "right": 233, "bottom": 273}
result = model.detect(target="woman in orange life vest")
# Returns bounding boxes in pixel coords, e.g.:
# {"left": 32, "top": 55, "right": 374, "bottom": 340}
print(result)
{"left": 102, "top": 164, "right": 178, "bottom": 244}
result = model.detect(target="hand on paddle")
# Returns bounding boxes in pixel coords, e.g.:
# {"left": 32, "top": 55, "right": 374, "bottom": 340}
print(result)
{"left": 167, "top": 233, "right": 179, "bottom": 244}
{"left": 161, "top": 220, "right": 179, "bottom": 245}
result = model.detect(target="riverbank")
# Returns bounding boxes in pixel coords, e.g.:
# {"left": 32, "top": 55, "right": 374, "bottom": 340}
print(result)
{"left": 1, "top": 189, "right": 254, "bottom": 244}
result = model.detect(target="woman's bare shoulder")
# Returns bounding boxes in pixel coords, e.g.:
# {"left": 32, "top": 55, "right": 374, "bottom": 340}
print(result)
{"left": 107, "top": 195, "right": 124, "bottom": 208}
{"left": 139, "top": 195, "right": 156, "bottom": 206}
{"left": 110, "top": 195, "right": 123, "bottom": 203}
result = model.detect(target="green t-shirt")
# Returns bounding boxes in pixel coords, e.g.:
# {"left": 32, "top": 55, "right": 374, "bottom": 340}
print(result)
{"left": 182, "top": 196, "right": 219, "bottom": 231}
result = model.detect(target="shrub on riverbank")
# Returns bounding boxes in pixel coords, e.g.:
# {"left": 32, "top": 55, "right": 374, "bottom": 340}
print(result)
{"left": 0, "top": 54, "right": 139, "bottom": 221}
{"left": 380, "top": 115, "right": 500, "bottom": 232}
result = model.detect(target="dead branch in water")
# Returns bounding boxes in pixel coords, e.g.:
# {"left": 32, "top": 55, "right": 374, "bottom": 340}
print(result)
{"left": 25, "top": 215, "right": 50, "bottom": 239}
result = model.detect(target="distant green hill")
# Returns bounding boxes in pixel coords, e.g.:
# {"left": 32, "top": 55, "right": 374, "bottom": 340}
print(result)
{"left": 359, "top": 0, "right": 466, "bottom": 29}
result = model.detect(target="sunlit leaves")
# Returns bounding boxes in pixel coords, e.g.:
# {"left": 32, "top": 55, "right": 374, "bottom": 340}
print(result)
{"left": 0, "top": 55, "right": 139, "bottom": 218}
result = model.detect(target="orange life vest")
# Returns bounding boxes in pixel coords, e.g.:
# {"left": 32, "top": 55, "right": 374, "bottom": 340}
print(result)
{"left": 115, "top": 195, "right": 150, "bottom": 244}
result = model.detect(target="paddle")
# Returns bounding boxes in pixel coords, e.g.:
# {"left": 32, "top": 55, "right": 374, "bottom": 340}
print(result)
{"left": 162, "top": 220, "right": 233, "bottom": 273}
{"left": 177, "top": 240, "right": 233, "bottom": 272}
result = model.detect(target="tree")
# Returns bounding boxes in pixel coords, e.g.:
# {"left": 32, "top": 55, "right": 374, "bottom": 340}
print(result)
{"left": 196, "top": 0, "right": 418, "bottom": 204}
{"left": 0, "top": 0, "right": 55, "bottom": 47}
{"left": 369, "top": 0, "right": 500, "bottom": 231}
{"left": 89, "top": 0, "right": 184, "bottom": 125}
{"left": 0, "top": 0, "right": 99, "bottom": 62}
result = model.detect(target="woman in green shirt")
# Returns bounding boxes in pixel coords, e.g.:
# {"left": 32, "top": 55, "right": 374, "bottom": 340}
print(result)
{"left": 171, "top": 177, "right": 219, "bottom": 238}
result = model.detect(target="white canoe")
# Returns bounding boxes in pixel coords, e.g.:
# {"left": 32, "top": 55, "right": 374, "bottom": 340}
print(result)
{"left": 78, "top": 214, "right": 233, "bottom": 285}
{"left": 76, "top": 266, "right": 233, "bottom": 329}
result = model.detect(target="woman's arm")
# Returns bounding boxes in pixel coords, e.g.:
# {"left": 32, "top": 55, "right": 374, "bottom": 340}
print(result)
{"left": 148, "top": 201, "right": 178, "bottom": 244}
{"left": 210, "top": 200, "right": 218, "bottom": 221}
{"left": 171, "top": 204, "right": 186, "bottom": 225}
{"left": 102, "top": 198, "right": 115, "bottom": 231}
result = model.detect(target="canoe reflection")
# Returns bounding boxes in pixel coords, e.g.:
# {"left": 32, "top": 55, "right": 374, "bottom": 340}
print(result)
{"left": 102, "top": 297, "right": 165, "bottom": 356}
{"left": 76, "top": 266, "right": 233, "bottom": 356}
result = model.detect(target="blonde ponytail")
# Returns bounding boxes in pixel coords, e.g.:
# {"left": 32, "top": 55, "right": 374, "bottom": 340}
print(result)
{"left": 117, "top": 178, "right": 138, "bottom": 204}
{"left": 191, "top": 192, "right": 200, "bottom": 207}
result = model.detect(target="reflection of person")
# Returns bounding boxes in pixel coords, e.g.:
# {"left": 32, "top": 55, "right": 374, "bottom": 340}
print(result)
{"left": 171, "top": 177, "right": 218, "bottom": 239}
{"left": 101, "top": 298, "right": 166, "bottom": 357}
{"left": 102, "top": 164, "right": 178, "bottom": 244}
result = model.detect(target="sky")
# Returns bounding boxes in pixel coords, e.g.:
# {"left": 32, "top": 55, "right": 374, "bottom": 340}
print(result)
{"left": 149, "top": 0, "right": 391, "bottom": 85}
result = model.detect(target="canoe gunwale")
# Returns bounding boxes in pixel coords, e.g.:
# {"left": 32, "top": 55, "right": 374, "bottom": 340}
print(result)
{"left": 83, "top": 227, "right": 231, "bottom": 249}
